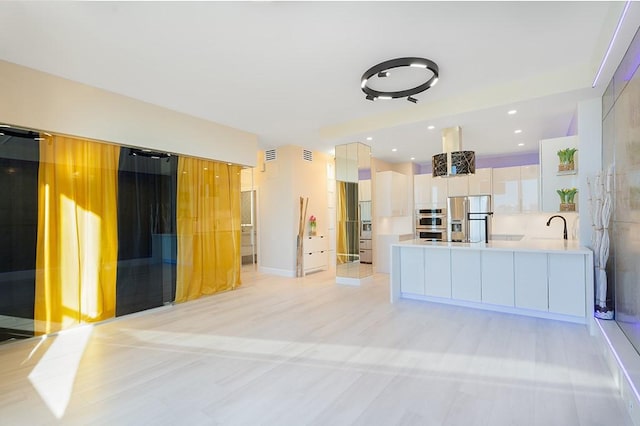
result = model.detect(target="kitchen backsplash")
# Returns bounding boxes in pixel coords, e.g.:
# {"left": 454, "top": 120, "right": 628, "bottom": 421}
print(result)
{"left": 492, "top": 212, "right": 579, "bottom": 240}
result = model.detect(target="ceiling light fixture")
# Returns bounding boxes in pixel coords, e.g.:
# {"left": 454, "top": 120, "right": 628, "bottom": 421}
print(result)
{"left": 366, "top": 136, "right": 373, "bottom": 141}
{"left": 518, "top": 143, "right": 525, "bottom": 146}
{"left": 514, "top": 129, "right": 522, "bottom": 134}
{"left": 508, "top": 110, "right": 517, "bottom": 115}
{"left": 361, "top": 57, "right": 439, "bottom": 103}
{"left": 428, "top": 125, "right": 435, "bottom": 130}
{"left": 392, "top": 148, "right": 397, "bottom": 152}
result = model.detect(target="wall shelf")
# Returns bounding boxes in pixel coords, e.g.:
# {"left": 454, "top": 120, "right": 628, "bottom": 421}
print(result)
{"left": 556, "top": 170, "right": 577, "bottom": 176}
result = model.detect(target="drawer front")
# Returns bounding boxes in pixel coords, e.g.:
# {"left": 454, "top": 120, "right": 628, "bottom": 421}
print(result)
{"left": 304, "top": 235, "right": 327, "bottom": 252}
{"left": 305, "top": 251, "right": 327, "bottom": 270}
{"left": 360, "top": 239, "right": 372, "bottom": 250}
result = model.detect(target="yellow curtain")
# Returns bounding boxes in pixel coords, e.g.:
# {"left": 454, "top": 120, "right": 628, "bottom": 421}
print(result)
{"left": 336, "top": 181, "right": 348, "bottom": 264}
{"left": 176, "top": 158, "right": 241, "bottom": 302}
{"left": 35, "top": 135, "right": 120, "bottom": 335}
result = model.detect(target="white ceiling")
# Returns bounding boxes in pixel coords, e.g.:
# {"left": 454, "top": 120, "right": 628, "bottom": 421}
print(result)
{"left": 0, "top": 1, "right": 638, "bottom": 165}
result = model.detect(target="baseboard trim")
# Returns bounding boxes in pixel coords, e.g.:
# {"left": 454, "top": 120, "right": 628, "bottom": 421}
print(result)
{"left": 257, "top": 266, "right": 295, "bottom": 278}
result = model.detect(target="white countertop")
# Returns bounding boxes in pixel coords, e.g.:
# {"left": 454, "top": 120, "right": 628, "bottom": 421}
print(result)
{"left": 393, "top": 238, "right": 591, "bottom": 254}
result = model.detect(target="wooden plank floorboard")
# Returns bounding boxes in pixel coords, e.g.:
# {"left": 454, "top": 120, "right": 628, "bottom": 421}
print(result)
{"left": 0, "top": 268, "right": 633, "bottom": 425}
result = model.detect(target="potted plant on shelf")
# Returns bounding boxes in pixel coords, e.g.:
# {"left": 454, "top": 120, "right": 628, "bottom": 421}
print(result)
{"left": 557, "top": 148, "right": 578, "bottom": 172}
{"left": 557, "top": 187, "right": 578, "bottom": 211}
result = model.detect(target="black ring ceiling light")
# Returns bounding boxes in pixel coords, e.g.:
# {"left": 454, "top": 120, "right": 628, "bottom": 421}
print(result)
{"left": 360, "top": 57, "right": 439, "bottom": 103}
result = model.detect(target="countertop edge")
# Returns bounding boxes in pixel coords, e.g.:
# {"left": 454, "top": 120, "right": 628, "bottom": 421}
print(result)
{"left": 391, "top": 239, "right": 592, "bottom": 254}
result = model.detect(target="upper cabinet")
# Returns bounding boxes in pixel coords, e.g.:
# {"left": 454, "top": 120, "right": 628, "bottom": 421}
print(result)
{"left": 447, "top": 175, "right": 469, "bottom": 197}
{"left": 540, "top": 136, "right": 579, "bottom": 212}
{"left": 414, "top": 166, "right": 539, "bottom": 214}
{"left": 414, "top": 173, "right": 448, "bottom": 208}
{"left": 468, "top": 168, "right": 492, "bottom": 195}
{"left": 492, "top": 165, "right": 539, "bottom": 213}
{"left": 520, "top": 165, "right": 540, "bottom": 212}
{"left": 377, "top": 170, "right": 408, "bottom": 216}
{"left": 492, "top": 166, "right": 521, "bottom": 213}
{"left": 359, "top": 179, "right": 372, "bottom": 201}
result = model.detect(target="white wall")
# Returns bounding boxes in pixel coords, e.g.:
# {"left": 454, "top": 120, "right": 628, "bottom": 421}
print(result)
{"left": 577, "top": 98, "right": 603, "bottom": 247}
{"left": 0, "top": 60, "right": 258, "bottom": 166}
{"left": 254, "top": 145, "right": 330, "bottom": 276}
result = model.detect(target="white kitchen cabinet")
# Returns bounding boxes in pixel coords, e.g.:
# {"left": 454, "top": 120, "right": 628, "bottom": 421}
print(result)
{"left": 414, "top": 173, "right": 447, "bottom": 208}
{"left": 359, "top": 179, "right": 371, "bottom": 201}
{"left": 451, "top": 249, "right": 481, "bottom": 302}
{"left": 376, "top": 171, "right": 408, "bottom": 216}
{"left": 303, "top": 235, "right": 328, "bottom": 275}
{"left": 414, "top": 174, "right": 430, "bottom": 207}
{"left": 400, "top": 247, "right": 425, "bottom": 295}
{"left": 548, "top": 253, "right": 586, "bottom": 317}
{"left": 391, "top": 243, "right": 593, "bottom": 324}
{"left": 481, "top": 251, "right": 514, "bottom": 306}
{"left": 447, "top": 175, "right": 469, "bottom": 197}
{"left": 424, "top": 248, "right": 451, "bottom": 298}
{"left": 514, "top": 252, "right": 548, "bottom": 311}
{"left": 492, "top": 165, "right": 539, "bottom": 213}
{"left": 468, "top": 168, "right": 492, "bottom": 195}
{"left": 520, "top": 165, "right": 539, "bottom": 212}
{"left": 492, "top": 166, "right": 521, "bottom": 213}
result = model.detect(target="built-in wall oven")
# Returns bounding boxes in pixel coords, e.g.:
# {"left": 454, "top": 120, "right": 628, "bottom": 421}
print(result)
{"left": 416, "top": 208, "right": 446, "bottom": 241}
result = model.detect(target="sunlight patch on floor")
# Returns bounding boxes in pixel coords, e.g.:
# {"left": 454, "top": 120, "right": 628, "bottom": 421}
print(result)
{"left": 28, "top": 325, "right": 93, "bottom": 418}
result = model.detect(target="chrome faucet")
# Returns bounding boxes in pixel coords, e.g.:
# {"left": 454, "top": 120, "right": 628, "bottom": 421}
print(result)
{"left": 546, "top": 215, "right": 568, "bottom": 240}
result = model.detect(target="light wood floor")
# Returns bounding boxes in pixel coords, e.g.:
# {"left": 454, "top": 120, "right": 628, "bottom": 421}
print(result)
{"left": 0, "top": 268, "right": 632, "bottom": 425}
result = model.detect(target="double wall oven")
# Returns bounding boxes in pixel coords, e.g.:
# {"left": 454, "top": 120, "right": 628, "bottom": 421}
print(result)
{"left": 416, "top": 208, "right": 446, "bottom": 241}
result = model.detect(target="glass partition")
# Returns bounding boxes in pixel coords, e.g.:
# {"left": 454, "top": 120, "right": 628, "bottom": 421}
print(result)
{"left": 335, "top": 142, "right": 372, "bottom": 282}
{"left": 0, "top": 123, "right": 242, "bottom": 343}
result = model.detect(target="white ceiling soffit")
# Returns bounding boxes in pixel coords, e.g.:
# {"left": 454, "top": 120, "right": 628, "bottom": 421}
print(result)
{"left": 0, "top": 2, "right": 639, "bottom": 164}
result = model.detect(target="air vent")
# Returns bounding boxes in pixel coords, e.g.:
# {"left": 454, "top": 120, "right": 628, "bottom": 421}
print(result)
{"left": 303, "top": 149, "right": 313, "bottom": 162}
{"left": 265, "top": 149, "right": 277, "bottom": 162}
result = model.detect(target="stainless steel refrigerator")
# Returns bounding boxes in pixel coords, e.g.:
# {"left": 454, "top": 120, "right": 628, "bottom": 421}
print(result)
{"left": 447, "top": 195, "right": 493, "bottom": 242}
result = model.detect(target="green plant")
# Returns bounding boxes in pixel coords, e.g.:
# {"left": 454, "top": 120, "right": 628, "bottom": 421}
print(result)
{"left": 557, "top": 148, "right": 578, "bottom": 164}
{"left": 557, "top": 187, "right": 578, "bottom": 204}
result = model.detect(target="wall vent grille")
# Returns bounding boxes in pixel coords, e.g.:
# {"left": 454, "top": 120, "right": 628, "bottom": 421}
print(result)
{"left": 303, "top": 149, "right": 313, "bottom": 162}
{"left": 265, "top": 149, "right": 277, "bottom": 162}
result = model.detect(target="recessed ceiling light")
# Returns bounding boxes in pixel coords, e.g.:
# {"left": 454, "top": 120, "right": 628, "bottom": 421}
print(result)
{"left": 508, "top": 110, "right": 517, "bottom": 115}
{"left": 518, "top": 143, "right": 525, "bottom": 147}
{"left": 366, "top": 136, "right": 373, "bottom": 141}
{"left": 514, "top": 129, "right": 522, "bottom": 134}
{"left": 410, "top": 157, "right": 415, "bottom": 160}
{"left": 392, "top": 148, "right": 397, "bottom": 152}
{"left": 428, "top": 125, "right": 435, "bottom": 130}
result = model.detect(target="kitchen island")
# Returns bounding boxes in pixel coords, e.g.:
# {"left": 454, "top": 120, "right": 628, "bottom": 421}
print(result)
{"left": 390, "top": 239, "right": 594, "bottom": 327}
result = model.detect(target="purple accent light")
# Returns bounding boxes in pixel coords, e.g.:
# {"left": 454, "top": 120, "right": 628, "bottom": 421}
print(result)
{"left": 592, "top": 1, "right": 632, "bottom": 88}
{"left": 595, "top": 319, "right": 640, "bottom": 406}
{"left": 358, "top": 168, "right": 371, "bottom": 180}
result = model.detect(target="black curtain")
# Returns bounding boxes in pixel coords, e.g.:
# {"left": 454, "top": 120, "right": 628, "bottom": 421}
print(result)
{"left": 116, "top": 149, "right": 177, "bottom": 316}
